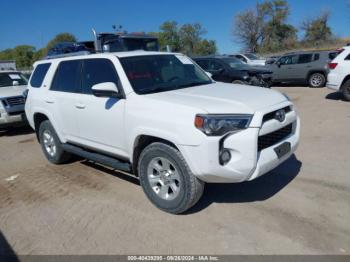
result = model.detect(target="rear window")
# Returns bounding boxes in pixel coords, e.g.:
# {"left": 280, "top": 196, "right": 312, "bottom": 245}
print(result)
{"left": 30, "top": 63, "right": 51, "bottom": 88}
{"left": 50, "top": 60, "right": 81, "bottom": 93}
{"left": 298, "top": 54, "right": 313, "bottom": 64}
{"left": 329, "top": 52, "right": 339, "bottom": 60}
{"left": 345, "top": 54, "right": 350, "bottom": 60}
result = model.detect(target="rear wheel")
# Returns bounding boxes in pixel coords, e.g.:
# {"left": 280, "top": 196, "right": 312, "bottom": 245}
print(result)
{"left": 308, "top": 73, "right": 325, "bottom": 88}
{"left": 138, "top": 142, "right": 204, "bottom": 214}
{"left": 341, "top": 79, "right": 350, "bottom": 101}
{"left": 38, "top": 120, "right": 72, "bottom": 164}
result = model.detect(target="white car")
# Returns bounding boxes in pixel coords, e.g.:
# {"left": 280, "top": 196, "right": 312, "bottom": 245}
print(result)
{"left": 231, "top": 53, "right": 266, "bottom": 66}
{"left": 25, "top": 51, "right": 300, "bottom": 214}
{"left": 327, "top": 46, "right": 350, "bottom": 101}
{"left": 0, "top": 70, "right": 28, "bottom": 128}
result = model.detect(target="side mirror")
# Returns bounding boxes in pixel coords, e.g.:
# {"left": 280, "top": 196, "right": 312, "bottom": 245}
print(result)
{"left": 276, "top": 61, "right": 281, "bottom": 67}
{"left": 12, "top": 81, "right": 19, "bottom": 86}
{"left": 91, "top": 82, "right": 122, "bottom": 98}
{"left": 205, "top": 71, "right": 213, "bottom": 78}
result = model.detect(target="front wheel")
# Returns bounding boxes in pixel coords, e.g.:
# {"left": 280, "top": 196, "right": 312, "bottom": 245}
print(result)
{"left": 138, "top": 142, "right": 204, "bottom": 214}
{"left": 309, "top": 73, "right": 325, "bottom": 88}
{"left": 341, "top": 79, "right": 350, "bottom": 101}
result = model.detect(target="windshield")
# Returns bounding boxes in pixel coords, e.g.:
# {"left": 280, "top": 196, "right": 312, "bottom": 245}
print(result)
{"left": 244, "top": 53, "right": 259, "bottom": 60}
{"left": 120, "top": 55, "right": 213, "bottom": 94}
{"left": 223, "top": 58, "right": 250, "bottom": 69}
{"left": 0, "top": 72, "right": 28, "bottom": 88}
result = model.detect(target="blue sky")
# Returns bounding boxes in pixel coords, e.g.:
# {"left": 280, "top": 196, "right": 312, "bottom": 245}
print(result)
{"left": 1, "top": 0, "right": 349, "bottom": 53}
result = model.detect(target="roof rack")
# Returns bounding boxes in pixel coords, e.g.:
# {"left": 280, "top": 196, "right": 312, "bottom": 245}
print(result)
{"left": 44, "top": 51, "right": 92, "bottom": 60}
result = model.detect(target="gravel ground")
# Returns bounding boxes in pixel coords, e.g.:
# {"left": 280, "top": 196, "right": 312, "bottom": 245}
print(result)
{"left": 0, "top": 87, "right": 349, "bottom": 255}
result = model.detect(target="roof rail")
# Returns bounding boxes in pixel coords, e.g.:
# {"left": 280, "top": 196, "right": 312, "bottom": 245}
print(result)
{"left": 44, "top": 51, "right": 92, "bottom": 60}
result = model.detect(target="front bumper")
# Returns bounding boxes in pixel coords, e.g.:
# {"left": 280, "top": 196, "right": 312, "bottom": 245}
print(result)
{"left": 0, "top": 109, "right": 27, "bottom": 128}
{"left": 179, "top": 104, "right": 300, "bottom": 183}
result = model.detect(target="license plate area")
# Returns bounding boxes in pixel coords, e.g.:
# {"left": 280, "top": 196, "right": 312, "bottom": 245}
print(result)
{"left": 274, "top": 142, "right": 291, "bottom": 159}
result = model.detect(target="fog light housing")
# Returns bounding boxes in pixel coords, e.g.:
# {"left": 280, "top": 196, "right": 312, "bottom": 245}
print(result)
{"left": 219, "top": 149, "right": 231, "bottom": 165}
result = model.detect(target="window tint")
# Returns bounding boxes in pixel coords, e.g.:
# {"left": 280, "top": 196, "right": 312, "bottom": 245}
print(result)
{"left": 345, "top": 54, "right": 350, "bottom": 60}
{"left": 279, "top": 55, "right": 298, "bottom": 65}
{"left": 208, "top": 60, "right": 223, "bottom": 70}
{"left": 329, "top": 52, "right": 338, "bottom": 60}
{"left": 82, "top": 59, "right": 120, "bottom": 94}
{"left": 313, "top": 54, "right": 320, "bottom": 61}
{"left": 196, "top": 60, "right": 209, "bottom": 70}
{"left": 298, "top": 54, "right": 313, "bottom": 64}
{"left": 30, "top": 63, "right": 51, "bottom": 88}
{"left": 50, "top": 60, "right": 81, "bottom": 93}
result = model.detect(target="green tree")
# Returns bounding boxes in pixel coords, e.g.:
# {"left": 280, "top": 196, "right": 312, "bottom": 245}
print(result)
{"left": 302, "top": 12, "right": 333, "bottom": 46}
{"left": 178, "top": 23, "right": 206, "bottom": 55}
{"left": 157, "top": 21, "right": 181, "bottom": 52}
{"left": 193, "top": 39, "right": 217, "bottom": 55}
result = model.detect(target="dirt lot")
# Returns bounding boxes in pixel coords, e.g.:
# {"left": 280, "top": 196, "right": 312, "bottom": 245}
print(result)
{"left": 0, "top": 87, "right": 349, "bottom": 255}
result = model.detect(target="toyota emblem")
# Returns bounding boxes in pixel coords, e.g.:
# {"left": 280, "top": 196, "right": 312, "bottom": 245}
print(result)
{"left": 275, "top": 109, "right": 286, "bottom": 122}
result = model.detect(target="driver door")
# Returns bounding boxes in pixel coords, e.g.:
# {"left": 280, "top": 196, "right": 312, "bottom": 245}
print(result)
{"left": 273, "top": 55, "right": 299, "bottom": 81}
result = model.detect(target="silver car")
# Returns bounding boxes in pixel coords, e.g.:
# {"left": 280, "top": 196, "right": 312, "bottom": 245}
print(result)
{"left": 0, "top": 71, "right": 28, "bottom": 129}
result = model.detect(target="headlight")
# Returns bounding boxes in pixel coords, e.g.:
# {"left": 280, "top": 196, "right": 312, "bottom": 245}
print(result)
{"left": 194, "top": 114, "right": 253, "bottom": 136}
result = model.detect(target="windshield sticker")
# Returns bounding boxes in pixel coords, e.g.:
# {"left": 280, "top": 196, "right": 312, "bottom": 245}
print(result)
{"left": 9, "top": 74, "right": 21, "bottom": 80}
{"left": 175, "top": 55, "right": 193, "bottom": 65}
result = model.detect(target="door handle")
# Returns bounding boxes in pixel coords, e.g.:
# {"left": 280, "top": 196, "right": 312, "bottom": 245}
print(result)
{"left": 75, "top": 103, "right": 86, "bottom": 109}
{"left": 45, "top": 100, "right": 54, "bottom": 104}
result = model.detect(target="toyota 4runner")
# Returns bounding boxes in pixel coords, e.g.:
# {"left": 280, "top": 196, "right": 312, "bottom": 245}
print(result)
{"left": 25, "top": 51, "right": 300, "bottom": 214}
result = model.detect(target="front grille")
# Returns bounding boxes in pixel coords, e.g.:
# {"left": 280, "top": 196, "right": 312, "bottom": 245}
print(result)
{"left": 262, "top": 106, "right": 291, "bottom": 123}
{"left": 258, "top": 123, "right": 293, "bottom": 151}
{"left": 5, "top": 96, "right": 25, "bottom": 107}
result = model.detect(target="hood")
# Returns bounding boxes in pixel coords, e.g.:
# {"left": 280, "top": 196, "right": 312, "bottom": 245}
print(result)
{"left": 146, "top": 82, "right": 287, "bottom": 114}
{"left": 0, "top": 85, "right": 27, "bottom": 98}
{"left": 238, "top": 66, "right": 272, "bottom": 75}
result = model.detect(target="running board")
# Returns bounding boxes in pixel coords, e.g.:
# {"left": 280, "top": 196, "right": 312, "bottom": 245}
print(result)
{"left": 62, "top": 144, "right": 131, "bottom": 172}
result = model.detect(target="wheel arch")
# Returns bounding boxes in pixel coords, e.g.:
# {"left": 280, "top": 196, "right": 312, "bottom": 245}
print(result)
{"left": 132, "top": 135, "right": 179, "bottom": 176}
{"left": 307, "top": 70, "right": 327, "bottom": 80}
{"left": 340, "top": 75, "right": 350, "bottom": 90}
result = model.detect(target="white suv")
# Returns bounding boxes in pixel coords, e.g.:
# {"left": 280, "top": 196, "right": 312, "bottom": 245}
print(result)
{"left": 25, "top": 51, "right": 300, "bottom": 214}
{"left": 327, "top": 46, "right": 350, "bottom": 101}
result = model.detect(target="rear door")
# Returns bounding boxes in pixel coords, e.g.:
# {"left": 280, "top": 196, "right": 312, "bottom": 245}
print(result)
{"left": 48, "top": 60, "right": 82, "bottom": 141}
{"left": 295, "top": 53, "right": 314, "bottom": 80}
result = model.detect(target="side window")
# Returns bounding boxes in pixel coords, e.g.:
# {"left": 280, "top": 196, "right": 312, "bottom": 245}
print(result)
{"left": 279, "top": 55, "right": 298, "bottom": 65}
{"left": 30, "top": 63, "right": 51, "bottom": 88}
{"left": 298, "top": 54, "right": 313, "bottom": 64}
{"left": 208, "top": 60, "right": 223, "bottom": 71}
{"left": 345, "top": 54, "right": 350, "bottom": 60}
{"left": 50, "top": 60, "right": 81, "bottom": 93}
{"left": 196, "top": 60, "right": 209, "bottom": 70}
{"left": 82, "top": 59, "right": 120, "bottom": 94}
{"left": 313, "top": 54, "right": 320, "bottom": 61}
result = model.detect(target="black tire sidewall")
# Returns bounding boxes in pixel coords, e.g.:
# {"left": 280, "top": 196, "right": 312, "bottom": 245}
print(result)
{"left": 138, "top": 144, "right": 192, "bottom": 212}
{"left": 342, "top": 80, "right": 350, "bottom": 101}
{"left": 39, "top": 120, "right": 66, "bottom": 164}
{"left": 309, "top": 73, "right": 325, "bottom": 88}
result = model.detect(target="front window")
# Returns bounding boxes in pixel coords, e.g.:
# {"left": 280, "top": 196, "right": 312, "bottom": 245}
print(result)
{"left": 0, "top": 72, "right": 28, "bottom": 88}
{"left": 223, "top": 58, "right": 248, "bottom": 69}
{"left": 120, "top": 55, "right": 212, "bottom": 95}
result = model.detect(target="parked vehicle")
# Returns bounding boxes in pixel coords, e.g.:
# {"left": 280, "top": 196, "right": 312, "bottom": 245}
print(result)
{"left": 193, "top": 56, "right": 273, "bottom": 88}
{"left": 0, "top": 71, "right": 28, "bottom": 129}
{"left": 266, "top": 56, "right": 281, "bottom": 65}
{"left": 268, "top": 50, "right": 339, "bottom": 88}
{"left": 230, "top": 53, "right": 266, "bottom": 66}
{"left": 327, "top": 46, "right": 350, "bottom": 101}
{"left": 25, "top": 51, "right": 300, "bottom": 214}
{"left": 47, "top": 30, "right": 159, "bottom": 58}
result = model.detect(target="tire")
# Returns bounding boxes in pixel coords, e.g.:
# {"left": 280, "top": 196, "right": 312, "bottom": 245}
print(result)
{"left": 138, "top": 142, "right": 204, "bottom": 214}
{"left": 341, "top": 79, "right": 350, "bottom": 101}
{"left": 308, "top": 73, "right": 326, "bottom": 88}
{"left": 38, "top": 120, "right": 72, "bottom": 164}
{"left": 232, "top": 80, "right": 247, "bottom": 85}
